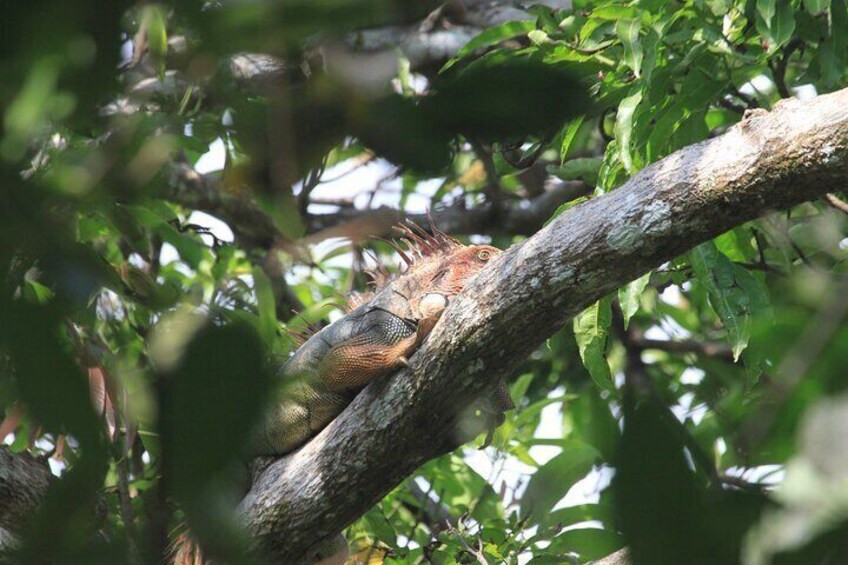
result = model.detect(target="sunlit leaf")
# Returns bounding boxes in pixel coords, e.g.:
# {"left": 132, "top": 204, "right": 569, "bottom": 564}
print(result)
{"left": 573, "top": 296, "right": 613, "bottom": 390}
{"left": 449, "top": 20, "right": 538, "bottom": 66}
{"left": 689, "top": 242, "right": 770, "bottom": 360}
{"left": 251, "top": 266, "right": 278, "bottom": 346}
{"left": 616, "top": 19, "right": 643, "bottom": 77}
{"left": 548, "top": 157, "right": 602, "bottom": 185}
{"left": 618, "top": 272, "right": 651, "bottom": 329}
{"left": 614, "top": 89, "right": 643, "bottom": 174}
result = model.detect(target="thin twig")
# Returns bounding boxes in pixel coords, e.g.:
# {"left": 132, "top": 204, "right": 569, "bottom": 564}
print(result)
{"left": 770, "top": 38, "right": 803, "bottom": 99}
{"left": 825, "top": 192, "right": 848, "bottom": 214}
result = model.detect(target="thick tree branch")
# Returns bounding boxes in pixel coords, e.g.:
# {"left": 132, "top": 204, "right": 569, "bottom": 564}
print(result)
{"left": 238, "top": 89, "right": 848, "bottom": 562}
{"left": 0, "top": 447, "right": 53, "bottom": 547}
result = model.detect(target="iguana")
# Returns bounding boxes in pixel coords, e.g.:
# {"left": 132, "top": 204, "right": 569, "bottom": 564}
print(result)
{"left": 174, "top": 220, "right": 513, "bottom": 565}
{"left": 256, "top": 219, "right": 513, "bottom": 456}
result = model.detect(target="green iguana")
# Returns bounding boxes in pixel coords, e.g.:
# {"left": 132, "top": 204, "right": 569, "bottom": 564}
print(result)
{"left": 257, "top": 219, "right": 513, "bottom": 456}
{"left": 175, "top": 220, "right": 513, "bottom": 565}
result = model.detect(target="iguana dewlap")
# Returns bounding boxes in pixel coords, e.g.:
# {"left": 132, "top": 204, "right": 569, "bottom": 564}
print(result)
{"left": 256, "top": 221, "right": 513, "bottom": 456}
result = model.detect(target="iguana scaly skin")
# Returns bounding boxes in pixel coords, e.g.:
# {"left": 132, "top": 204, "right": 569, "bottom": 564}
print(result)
{"left": 255, "top": 220, "right": 512, "bottom": 456}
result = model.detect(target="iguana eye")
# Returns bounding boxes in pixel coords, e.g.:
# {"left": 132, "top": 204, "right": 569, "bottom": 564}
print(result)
{"left": 476, "top": 249, "right": 492, "bottom": 261}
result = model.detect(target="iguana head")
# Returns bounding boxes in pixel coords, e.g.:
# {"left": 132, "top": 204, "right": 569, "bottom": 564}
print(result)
{"left": 351, "top": 219, "right": 500, "bottom": 321}
{"left": 411, "top": 242, "right": 500, "bottom": 318}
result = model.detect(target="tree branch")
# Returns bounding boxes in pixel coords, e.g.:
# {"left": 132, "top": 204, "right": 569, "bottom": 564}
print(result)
{"left": 163, "top": 159, "right": 591, "bottom": 244}
{"left": 115, "top": 1, "right": 567, "bottom": 109}
{"left": 305, "top": 181, "right": 591, "bottom": 241}
{"left": 0, "top": 447, "right": 53, "bottom": 548}
{"left": 238, "top": 88, "right": 848, "bottom": 562}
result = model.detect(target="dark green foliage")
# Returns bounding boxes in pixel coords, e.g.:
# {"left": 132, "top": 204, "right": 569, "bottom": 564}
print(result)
{"left": 614, "top": 396, "right": 768, "bottom": 565}
{"left": 427, "top": 56, "right": 593, "bottom": 142}
{"left": 160, "top": 323, "right": 270, "bottom": 497}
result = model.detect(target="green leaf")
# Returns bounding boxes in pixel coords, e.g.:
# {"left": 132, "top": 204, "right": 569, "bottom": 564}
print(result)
{"left": 690, "top": 242, "right": 747, "bottom": 359}
{"left": 756, "top": 0, "right": 795, "bottom": 50}
{"left": 549, "top": 528, "right": 624, "bottom": 561}
{"left": 256, "top": 191, "right": 306, "bottom": 241}
{"left": 22, "top": 280, "right": 54, "bottom": 304}
{"left": 141, "top": 5, "right": 169, "bottom": 78}
{"left": 819, "top": 0, "right": 848, "bottom": 86}
{"left": 614, "top": 89, "right": 643, "bottom": 174}
{"left": 125, "top": 201, "right": 177, "bottom": 228}
{"left": 771, "top": 1, "right": 797, "bottom": 48}
{"left": 615, "top": 397, "right": 768, "bottom": 564}
{"left": 590, "top": 5, "right": 639, "bottom": 20}
{"left": 614, "top": 397, "right": 704, "bottom": 564}
{"left": 429, "top": 56, "right": 592, "bottom": 142}
{"left": 540, "top": 499, "right": 615, "bottom": 531}
{"left": 520, "top": 441, "right": 599, "bottom": 523}
{"left": 757, "top": 0, "right": 776, "bottom": 27}
{"left": 157, "top": 223, "right": 209, "bottom": 269}
{"left": 559, "top": 116, "right": 586, "bottom": 164}
{"left": 548, "top": 157, "right": 602, "bottom": 185}
{"left": 616, "top": 19, "right": 643, "bottom": 77}
{"left": 356, "top": 94, "right": 452, "bottom": 174}
{"left": 572, "top": 385, "right": 620, "bottom": 462}
{"left": 803, "top": 0, "right": 828, "bottom": 14}
{"left": 617, "top": 272, "right": 651, "bottom": 329}
{"left": 510, "top": 373, "right": 535, "bottom": 404}
{"left": 689, "top": 242, "right": 770, "bottom": 360}
{"left": 251, "top": 266, "right": 278, "bottom": 346}
{"left": 111, "top": 204, "right": 149, "bottom": 256}
{"left": 1, "top": 300, "right": 109, "bottom": 558}
{"left": 548, "top": 196, "right": 591, "bottom": 224}
{"left": 528, "top": 29, "right": 549, "bottom": 45}
{"left": 363, "top": 506, "right": 399, "bottom": 550}
{"left": 596, "top": 140, "right": 625, "bottom": 192}
{"left": 448, "top": 20, "right": 537, "bottom": 67}
{"left": 573, "top": 297, "right": 613, "bottom": 390}
{"left": 714, "top": 227, "right": 755, "bottom": 262}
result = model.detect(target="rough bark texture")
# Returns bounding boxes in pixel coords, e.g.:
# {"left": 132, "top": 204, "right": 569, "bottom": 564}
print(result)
{"left": 592, "top": 548, "right": 631, "bottom": 565}
{"left": 238, "top": 89, "right": 848, "bottom": 562}
{"left": 0, "top": 447, "right": 52, "bottom": 546}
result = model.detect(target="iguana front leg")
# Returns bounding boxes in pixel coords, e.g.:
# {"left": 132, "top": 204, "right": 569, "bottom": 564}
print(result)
{"left": 318, "top": 310, "right": 420, "bottom": 391}
{"left": 259, "top": 308, "right": 428, "bottom": 455}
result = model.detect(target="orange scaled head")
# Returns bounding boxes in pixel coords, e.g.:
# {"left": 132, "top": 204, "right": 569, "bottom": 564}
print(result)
{"left": 409, "top": 242, "right": 500, "bottom": 319}
{"left": 351, "top": 218, "right": 500, "bottom": 320}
